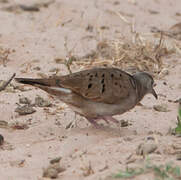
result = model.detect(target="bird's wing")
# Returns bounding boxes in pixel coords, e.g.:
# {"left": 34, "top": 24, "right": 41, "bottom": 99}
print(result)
{"left": 58, "top": 68, "right": 136, "bottom": 104}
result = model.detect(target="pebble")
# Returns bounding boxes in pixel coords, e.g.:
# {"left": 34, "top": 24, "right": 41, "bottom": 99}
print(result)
{"left": 153, "top": 104, "right": 170, "bottom": 112}
{"left": 15, "top": 105, "right": 36, "bottom": 115}
{"left": 136, "top": 142, "right": 157, "bottom": 155}
{"left": 0, "top": 134, "right": 4, "bottom": 145}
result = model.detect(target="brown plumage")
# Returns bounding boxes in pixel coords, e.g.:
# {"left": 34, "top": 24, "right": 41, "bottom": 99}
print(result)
{"left": 15, "top": 67, "right": 157, "bottom": 127}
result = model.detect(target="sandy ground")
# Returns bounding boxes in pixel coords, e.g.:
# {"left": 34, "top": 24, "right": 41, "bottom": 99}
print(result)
{"left": 0, "top": 0, "right": 181, "bottom": 179}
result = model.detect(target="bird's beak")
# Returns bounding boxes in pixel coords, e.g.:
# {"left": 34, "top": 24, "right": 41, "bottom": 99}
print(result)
{"left": 151, "top": 88, "right": 158, "bottom": 99}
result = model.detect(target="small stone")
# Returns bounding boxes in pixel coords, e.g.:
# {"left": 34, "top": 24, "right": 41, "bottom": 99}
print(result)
{"left": 0, "top": 134, "right": 4, "bottom": 145}
{"left": 178, "top": 98, "right": 181, "bottom": 104}
{"left": 54, "top": 58, "right": 64, "bottom": 64}
{"left": 178, "top": 84, "right": 181, "bottom": 89}
{"left": 100, "top": 26, "right": 109, "bottom": 30}
{"left": 49, "top": 68, "right": 60, "bottom": 73}
{"left": 176, "top": 153, "right": 181, "bottom": 160}
{"left": 136, "top": 142, "right": 157, "bottom": 156}
{"left": 19, "top": 97, "right": 32, "bottom": 104}
{"left": 148, "top": 9, "right": 159, "bottom": 14}
{"left": 0, "top": 0, "right": 8, "bottom": 3}
{"left": 0, "top": 80, "right": 15, "bottom": 93}
{"left": 43, "top": 167, "right": 59, "bottom": 179}
{"left": 176, "top": 12, "right": 181, "bottom": 16}
{"left": 15, "top": 105, "right": 36, "bottom": 115}
{"left": 50, "top": 157, "right": 62, "bottom": 164}
{"left": 120, "top": 120, "right": 131, "bottom": 127}
{"left": 33, "top": 66, "right": 41, "bottom": 71}
{"left": 43, "top": 163, "right": 65, "bottom": 178}
{"left": 86, "top": 24, "right": 94, "bottom": 32}
{"left": 9, "top": 159, "right": 25, "bottom": 167}
{"left": 113, "top": 1, "right": 120, "bottom": 5}
{"left": 0, "top": 120, "right": 8, "bottom": 128}
{"left": 153, "top": 104, "right": 170, "bottom": 112}
{"left": 35, "top": 96, "right": 52, "bottom": 107}
{"left": 81, "top": 162, "right": 94, "bottom": 177}
{"left": 147, "top": 136, "right": 155, "bottom": 141}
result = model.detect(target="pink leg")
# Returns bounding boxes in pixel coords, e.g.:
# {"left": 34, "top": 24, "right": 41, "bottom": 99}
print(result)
{"left": 86, "top": 117, "right": 101, "bottom": 128}
{"left": 102, "top": 116, "right": 119, "bottom": 124}
{"left": 96, "top": 117, "right": 109, "bottom": 124}
{"left": 86, "top": 116, "right": 118, "bottom": 128}
{"left": 102, "top": 118, "right": 109, "bottom": 124}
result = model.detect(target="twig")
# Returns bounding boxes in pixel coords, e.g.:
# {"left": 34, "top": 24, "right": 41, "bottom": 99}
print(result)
{"left": 0, "top": 73, "right": 16, "bottom": 92}
{"left": 0, "top": 48, "right": 10, "bottom": 67}
{"left": 157, "top": 31, "right": 163, "bottom": 49}
{"left": 63, "top": 36, "right": 77, "bottom": 74}
{"left": 115, "top": 11, "right": 131, "bottom": 25}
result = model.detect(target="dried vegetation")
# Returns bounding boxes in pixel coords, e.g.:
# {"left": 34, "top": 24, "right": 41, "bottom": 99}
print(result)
{"left": 56, "top": 15, "right": 181, "bottom": 78}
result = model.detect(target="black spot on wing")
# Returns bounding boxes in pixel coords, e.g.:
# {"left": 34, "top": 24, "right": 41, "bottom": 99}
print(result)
{"left": 101, "top": 79, "right": 104, "bottom": 84}
{"left": 88, "top": 83, "right": 92, "bottom": 89}
{"left": 101, "top": 84, "right": 105, "bottom": 93}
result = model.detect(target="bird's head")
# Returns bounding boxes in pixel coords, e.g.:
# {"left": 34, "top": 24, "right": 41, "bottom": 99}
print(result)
{"left": 133, "top": 72, "right": 158, "bottom": 99}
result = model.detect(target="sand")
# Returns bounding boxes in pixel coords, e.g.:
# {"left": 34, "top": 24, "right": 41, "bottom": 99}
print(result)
{"left": 0, "top": 0, "right": 181, "bottom": 179}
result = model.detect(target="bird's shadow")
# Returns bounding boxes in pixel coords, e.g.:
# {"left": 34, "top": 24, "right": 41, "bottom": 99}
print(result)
{"left": 69, "top": 125, "right": 137, "bottom": 138}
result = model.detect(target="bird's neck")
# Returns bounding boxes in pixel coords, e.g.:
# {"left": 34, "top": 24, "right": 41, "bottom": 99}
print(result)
{"left": 134, "top": 79, "right": 147, "bottom": 102}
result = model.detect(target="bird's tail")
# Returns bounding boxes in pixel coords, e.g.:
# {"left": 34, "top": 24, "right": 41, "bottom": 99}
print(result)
{"left": 15, "top": 77, "right": 72, "bottom": 96}
{"left": 15, "top": 78, "right": 56, "bottom": 86}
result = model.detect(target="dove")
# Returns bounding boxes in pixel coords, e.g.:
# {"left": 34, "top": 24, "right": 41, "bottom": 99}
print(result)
{"left": 15, "top": 67, "right": 157, "bottom": 127}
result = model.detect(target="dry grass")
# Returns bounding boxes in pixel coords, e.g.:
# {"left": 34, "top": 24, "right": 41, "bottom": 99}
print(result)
{"left": 53, "top": 12, "right": 181, "bottom": 77}
{"left": 58, "top": 20, "right": 181, "bottom": 77}
{"left": 67, "top": 32, "right": 177, "bottom": 77}
{"left": 0, "top": 46, "right": 11, "bottom": 67}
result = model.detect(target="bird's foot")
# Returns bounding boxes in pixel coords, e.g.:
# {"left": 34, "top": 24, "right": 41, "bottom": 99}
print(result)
{"left": 86, "top": 116, "right": 119, "bottom": 128}
{"left": 102, "top": 116, "right": 119, "bottom": 124}
{"left": 86, "top": 117, "right": 102, "bottom": 128}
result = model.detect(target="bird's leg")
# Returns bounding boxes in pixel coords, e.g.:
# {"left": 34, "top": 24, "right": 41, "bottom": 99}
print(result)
{"left": 101, "top": 118, "right": 109, "bottom": 124}
{"left": 93, "top": 117, "right": 110, "bottom": 124}
{"left": 102, "top": 116, "right": 119, "bottom": 124}
{"left": 86, "top": 117, "right": 102, "bottom": 128}
{"left": 86, "top": 116, "right": 118, "bottom": 128}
